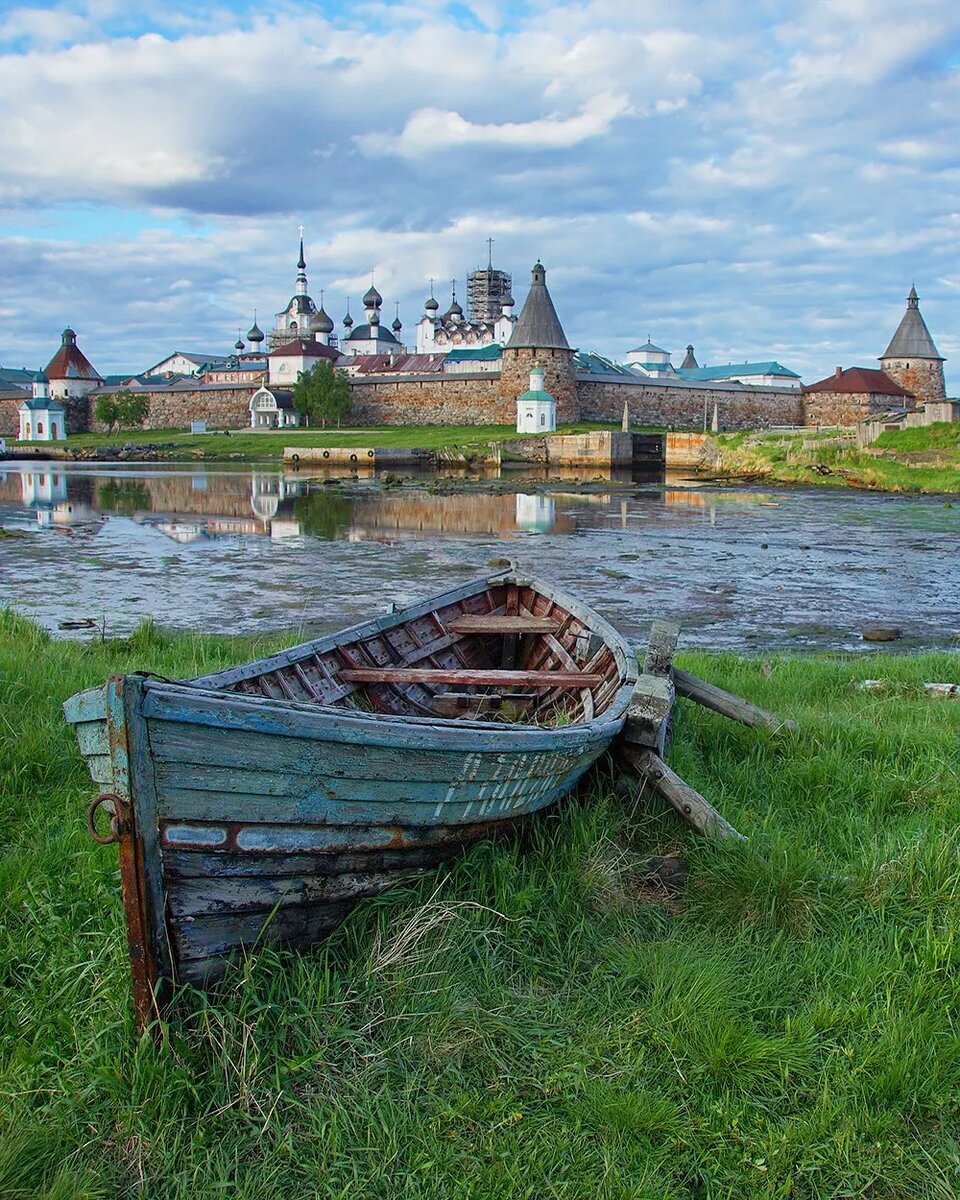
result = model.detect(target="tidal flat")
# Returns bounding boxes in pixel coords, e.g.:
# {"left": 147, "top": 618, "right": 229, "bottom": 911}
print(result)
{"left": 2, "top": 613, "right": 960, "bottom": 1197}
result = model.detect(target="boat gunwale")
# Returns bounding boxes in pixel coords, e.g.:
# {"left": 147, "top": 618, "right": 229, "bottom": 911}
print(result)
{"left": 139, "top": 677, "right": 632, "bottom": 749}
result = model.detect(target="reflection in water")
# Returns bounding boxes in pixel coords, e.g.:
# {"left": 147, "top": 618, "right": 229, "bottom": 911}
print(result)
{"left": 1, "top": 461, "right": 959, "bottom": 652}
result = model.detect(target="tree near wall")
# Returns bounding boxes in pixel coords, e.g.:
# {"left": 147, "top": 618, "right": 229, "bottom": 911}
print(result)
{"left": 94, "top": 389, "right": 149, "bottom": 433}
{"left": 292, "top": 361, "right": 352, "bottom": 429}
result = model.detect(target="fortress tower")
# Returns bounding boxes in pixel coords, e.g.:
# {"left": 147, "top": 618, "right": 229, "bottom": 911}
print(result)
{"left": 500, "top": 262, "right": 576, "bottom": 422}
{"left": 879, "top": 286, "right": 945, "bottom": 404}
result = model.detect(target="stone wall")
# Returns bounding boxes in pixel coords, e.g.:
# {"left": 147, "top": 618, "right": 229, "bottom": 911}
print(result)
{"left": 802, "top": 390, "right": 912, "bottom": 428}
{"left": 349, "top": 374, "right": 515, "bottom": 425}
{"left": 0, "top": 397, "right": 21, "bottom": 436}
{"left": 878, "top": 357, "right": 945, "bottom": 405}
{"left": 10, "top": 370, "right": 811, "bottom": 438}
{"left": 577, "top": 379, "right": 804, "bottom": 430}
{"left": 86, "top": 386, "right": 253, "bottom": 432}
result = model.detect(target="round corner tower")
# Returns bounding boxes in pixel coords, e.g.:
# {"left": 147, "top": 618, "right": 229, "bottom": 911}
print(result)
{"left": 879, "top": 286, "right": 946, "bottom": 405}
{"left": 499, "top": 262, "right": 576, "bottom": 422}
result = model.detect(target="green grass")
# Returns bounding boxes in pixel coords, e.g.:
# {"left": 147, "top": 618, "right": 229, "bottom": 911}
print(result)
{"left": 874, "top": 422, "right": 960, "bottom": 453}
{"left": 2, "top": 613, "right": 960, "bottom": 1196}
{"left": 10, "top": 424, "right": 622, "bottom": 463}
{"left": 713, "top": 430, "right": 960, "bottom": 493}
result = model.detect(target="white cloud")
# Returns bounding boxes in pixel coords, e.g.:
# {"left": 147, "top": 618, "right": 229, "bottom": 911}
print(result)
{"left": 0, "top": 0, "right": 957, "bottom": 392}
{"left": 357, "top": 93, "right": 632, "bottom": 158}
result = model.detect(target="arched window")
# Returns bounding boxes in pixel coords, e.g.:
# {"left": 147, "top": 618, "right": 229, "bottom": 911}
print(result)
{"left": 540, "top": 413, "right": 546, "bottom": 427}
{"left": 37, "top": 422, "right": 44, "bottom": 435}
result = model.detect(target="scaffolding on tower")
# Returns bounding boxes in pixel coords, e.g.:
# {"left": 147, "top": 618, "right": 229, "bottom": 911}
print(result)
{"left": 466, "top": 239, "right": 512, "bottom": 324}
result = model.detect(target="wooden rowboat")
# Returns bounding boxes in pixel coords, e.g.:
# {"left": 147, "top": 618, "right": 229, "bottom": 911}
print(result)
{"left": 64, "top": 572, "right": 637, "bottom": 1028}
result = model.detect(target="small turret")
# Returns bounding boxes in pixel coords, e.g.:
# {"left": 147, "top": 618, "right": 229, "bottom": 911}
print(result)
{"left": 33, "top": 368, "right": 50, "bottom": 401}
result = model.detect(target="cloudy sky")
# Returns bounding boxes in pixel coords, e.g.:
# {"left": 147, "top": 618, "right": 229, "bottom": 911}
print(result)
{"left": 1, "top": 0, "right": 958, "bottom": 387}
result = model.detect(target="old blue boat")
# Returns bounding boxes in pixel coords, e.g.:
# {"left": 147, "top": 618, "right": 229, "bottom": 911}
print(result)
{"left": 64, "top": 572, "right": 637, "bottom": 1027}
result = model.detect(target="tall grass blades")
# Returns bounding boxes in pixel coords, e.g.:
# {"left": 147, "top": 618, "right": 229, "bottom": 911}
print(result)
{"left": 1, "top": 619, "right": 959, "bottom": 1196}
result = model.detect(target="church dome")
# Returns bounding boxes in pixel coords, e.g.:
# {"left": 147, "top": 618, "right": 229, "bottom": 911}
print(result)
{"left": 363, "top": 284, "right": 382, "bottom": 309}
{"left": 247, "top": 320, "right": 264, "bottom": 345}
{"left": 445, "top": 300, "right": 463, "bottom": 319}
{"left": 34, "top": 368, "right": 49, "bottom": 384}
{"left": 235, "top": 336, "right": 245, "bottom": 352}
{"left": 343, "top": 310, "right": 354, "bottom": 329}
{"left": 425, "top": 295, "right": 439, "bottom": 313}
{"left": 392, "top": 315, "right": 402, "bottom": 333}
{"left": 314, "top": 307, "right": 335, "bottom": 335}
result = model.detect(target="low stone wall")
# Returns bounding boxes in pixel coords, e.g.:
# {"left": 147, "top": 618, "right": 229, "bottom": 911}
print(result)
{"left": 505, "top": 431, "right": 633, "bottom": 467}
{"left": 578, "top": 378, "right": 804, "bottom": 430}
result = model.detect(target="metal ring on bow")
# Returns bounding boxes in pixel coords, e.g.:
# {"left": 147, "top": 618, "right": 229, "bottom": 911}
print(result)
{"left": 87, "top": 793, "right": 124, "bottom": 844}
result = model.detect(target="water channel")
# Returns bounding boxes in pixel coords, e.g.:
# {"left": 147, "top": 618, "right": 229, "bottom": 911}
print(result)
{"left": 1, "top": 459, "right": 958, "bottom": 652}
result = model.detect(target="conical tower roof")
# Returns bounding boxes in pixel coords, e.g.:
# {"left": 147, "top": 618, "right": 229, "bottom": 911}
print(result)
{"left": 506, "top": 262, "right": 569, "bottom": 351}
{"left": 881, "top": 286, "right": 944, "bottom": 361}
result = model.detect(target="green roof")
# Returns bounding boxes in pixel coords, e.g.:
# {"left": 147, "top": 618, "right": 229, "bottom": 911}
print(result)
{"left": 443, "top": 344, "right": 503, "bottom": 362}
{"left": 518, "top": 389, "right": 554, "bottom": 403}
{"left": 678, "top": 362, "right": 800, "bottom": 381}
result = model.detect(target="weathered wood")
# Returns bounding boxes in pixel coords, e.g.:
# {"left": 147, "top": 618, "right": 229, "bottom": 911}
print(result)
{"left": 673, "top": 667, "right": 797, "bottom": 732}
{"left": 858, "top": 680, "right": 960, "bottom": 699}
{"left": 643, "top": 619, "right": 681, "bottom": 677}
{"left": 448, "top": 614, "right": 560, "bottom": 634}
{"left": 619, "top": 744, "right": 746, "bottom": 841}
{"left": 339, "top": 667, "right": 604, "bottom": 687}
{"left": 623, "top": 673, "right": 675, "bottom": 751}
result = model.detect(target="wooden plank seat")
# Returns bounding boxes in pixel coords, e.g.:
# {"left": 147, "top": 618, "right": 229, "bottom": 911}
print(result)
{"left": 339, "top": 667, "right": 604, "bottom": 688}
{"left": 447, "top": 615, "right": 561, "bottom": 634}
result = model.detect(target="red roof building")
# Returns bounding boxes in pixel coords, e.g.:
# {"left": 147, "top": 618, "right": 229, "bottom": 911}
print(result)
{"left": 802, "top": 366, "right": 915, "bottom": 427}
{"left": 44, "top": 327, "right": 102, "bottom": 399}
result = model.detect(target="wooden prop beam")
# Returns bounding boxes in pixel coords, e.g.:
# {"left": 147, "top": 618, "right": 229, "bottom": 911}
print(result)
{"left": 673, "top": 667, "right": 797, "bottom": 732}
{"left": 623, "top": 673, "right": 675, "bottom": 749}
{"left": 339, "top": 667, "right": 603, "bottom": 688}
{"left": 620, "top": 744, "right": 746, "bottom": 841}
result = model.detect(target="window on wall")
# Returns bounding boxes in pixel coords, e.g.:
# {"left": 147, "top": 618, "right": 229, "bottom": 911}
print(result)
{"left": 540, "top": 413, "right": 546, "bottom": 426}
{"left": 37, "top": 422, "right": 44, "bottom": 435}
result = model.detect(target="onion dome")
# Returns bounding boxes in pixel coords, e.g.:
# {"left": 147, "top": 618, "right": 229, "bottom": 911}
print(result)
{"left": 501, "top": 293, "right": 515, "bottom": 309}
{"left": 369, "top": 310, "right": 380, "bottom": 326}
{"left": 392, "top": 315, "right": 402, "bottom": 333}
{"left": 343, "top": 305, "right": 354, "bottom": 329}
{"left": 445, "top": 299, "right": 463, "bottom": 319}
{"left": 34, "top": 368, "right": 49, "bottom": 384}
{"left": 247, "top": 321, "right": 264, "bottom": 346}
{"left": 235, "top": 332, "right": 245, "bottom": 352}
{"left": 425, "top": 295, "right": 439, "bottom": 313}
{"left": 314, "top": 307, "right": 335, "bottom": 335}
{"left": 363, "top": 284, "right": 382, "bottom": 309}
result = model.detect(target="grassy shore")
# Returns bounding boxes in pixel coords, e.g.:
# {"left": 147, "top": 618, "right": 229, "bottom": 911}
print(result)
{"left": 8, "top": 423, "right": 620, "bottom": 463}
{"left": 713, "top": 424, "right": 960, "bottom": 494}
{"left": 2, "top": 613, "right": 960, "bottom": 1197}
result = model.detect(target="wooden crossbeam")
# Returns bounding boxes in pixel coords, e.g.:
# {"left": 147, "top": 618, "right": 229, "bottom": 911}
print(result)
{"left": 673, "top": 668, "right": 797, "bottom": 732}
{"left": 340, "top": 667, "right": 603, "bottom": 688}
{"left": 448, "top": 615, "right": 560, "bottom": 634}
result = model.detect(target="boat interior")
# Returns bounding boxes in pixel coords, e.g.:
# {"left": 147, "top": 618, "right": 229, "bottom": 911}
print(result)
{"left": 206, "top": 580, "right": 628, "bottom": 725}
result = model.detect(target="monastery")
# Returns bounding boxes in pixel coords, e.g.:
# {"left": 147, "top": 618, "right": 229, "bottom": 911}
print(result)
{"left": 0, "top": 238, "right": 953, "bottom": 440}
